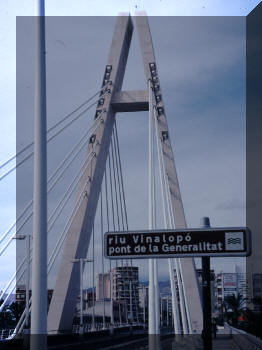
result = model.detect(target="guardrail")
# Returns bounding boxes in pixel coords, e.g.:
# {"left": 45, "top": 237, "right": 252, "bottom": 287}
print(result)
{"left": 224, "top": 322, "right": 262, "bottom": 349}
{"left": 0, "top": 329, "right": 15, "bottom": 341}
{"left": 72, "top": 322, "right": 143, "bottom": 334}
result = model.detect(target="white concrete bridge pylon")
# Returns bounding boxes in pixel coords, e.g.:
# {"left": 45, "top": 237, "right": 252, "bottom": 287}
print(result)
{"left": 47, "top": 13, "right": 203, "bottom": 334}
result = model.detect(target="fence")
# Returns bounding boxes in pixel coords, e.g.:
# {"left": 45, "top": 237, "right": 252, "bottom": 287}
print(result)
{"left": 224, "top": 322, "right": 262, "bottom": 350}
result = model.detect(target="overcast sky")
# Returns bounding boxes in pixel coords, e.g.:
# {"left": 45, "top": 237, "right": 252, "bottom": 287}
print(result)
{"left": 0, "top": 1, "right": 260, "bottom": 290}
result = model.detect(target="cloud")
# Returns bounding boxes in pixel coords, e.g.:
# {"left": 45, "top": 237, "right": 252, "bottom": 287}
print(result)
{"left": 216, "top": 199, "right": 246, "bottom": 210}
{"left": 2, "top": 16, "right": 247, "bottom": 289}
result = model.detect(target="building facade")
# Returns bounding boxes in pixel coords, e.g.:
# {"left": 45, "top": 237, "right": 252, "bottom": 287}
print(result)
{"left": 215, "top": 265, "right": 248, "bottom": 315}
{"left": 96, "top": 273, "right": 111, "bottom": 301}
{"left": 112, "top": 266, "right": 139, "bottom": 321}
{"left": 95, "top": 265, "right": 140, "bottom": 322}
{"left": 252, "top": 273, "right": 262, "bottom": 312}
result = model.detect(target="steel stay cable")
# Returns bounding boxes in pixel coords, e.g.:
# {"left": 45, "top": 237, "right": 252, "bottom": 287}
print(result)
{"left": 153, "top": 105, "right": 180, "bottom": 334}
{"left": 164, "top": 160, "right": 191, "bottom": 334}
{"left": 8, "top": 129, "right": 100, "bottom": 334}
{"left": 114, "top": 122, "right": 130, "bottom": 266}
{"left": 0, "top": 201, "right": 32, "bottom": 246}
{"left": 109, "top": 142, "right": 118, "bottom": 273}
{"left": 0, "top": 256, "right": 26, "bottom": 301}
{"left": 46, "top": 123, "right": 98, "bottom": 194}
{"left": 0, "top": 155, "right": 95, "bottom": 313}
{"left": 0, "top": 212, "right": 32, "bottom": 256}
{"left": 8, "top": 176, "right": 92, "bottom": 329}
{"left": 0, "top": 146, "right": 91, "bottom": 257}
{"left": 112, "top": 125, "right": 131, "bottom": 321}
{"left": 112, "top": 125, "right": 125, "bottom": 270}
{"left": 47, "top": 116, "right": 101, "bottom": 190}
{"left": 112, "top": 125, "right": 125, "bottom": 232}
{"left": 0, "top": 152, "right": 94, "bottom": 314}
{"left": 0, "top": 98, "right": 99, "bottom": 182}
{"left": 47, "top": 154, "right": 95, "bottom": 273}
{"left": 115, "top": 133, "right": 138, "bottom": 324}
{"left": 153, "top": 106, "right": 189, "bottom": 333}
{"left": 159, "top": 131, "right": 189, "bottom": 334}
{"left": 108, "top": 141, "right": 120, "bottom": 321}
{"left": 178, "top": 259, "right": 193, "bottom": 333}
{"left": 110, "top": 131, "right": 120, "bottom": 232}
{"left": 166, "top": 179, "right": 189, "bottom": 333}
{"left": 48, "top": 186, "right": 87, "bottom": 272}
{"left": 46, "top": 83, "right": 109, "bottom": 135}
{"left": 110, "top": 131, "right": 123, "bottom": 324}
{"left": 0, "top": 259, "right": 27, "bottom": 313}
{"left": 0, "top": 83, "right": 109, "bottom": 172}
{"left": 14, "top": 297, "right": 31, "bottom": 335}
{"left": 47, "top": 150, "right": 94, "bottom": 232}
{"left": 104, "top": 167, "right": 110, "bottom": 233}
{"left": 104, "top": 164, "right": 114, "bottom": 326}
{"left": 108, "top": 148, "right": 116, "bottom": 233}
{"left": 100, "top": 189, "right": 106, "bottom": 328}
{"left": 0, "top": 92, "right": 108, "bottom": 182}
{"left": 114, "top": 123, "right": 128, "bottom": 231}
{"left": 16, "top": 189, "right": 85, "bottom": 334}
{"left": 0, "top": 118, "right": 101, "bottom": 253}
{"left": 113, "top": 128, "right": 124, "bottom": 230}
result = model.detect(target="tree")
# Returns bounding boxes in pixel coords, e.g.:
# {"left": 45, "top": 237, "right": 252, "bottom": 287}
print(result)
{"left": 8, "top": 301, "right": 25, "bottom": 324}
{"left": 224, "top": 293, "right": 246, "bottom": 326}
{"left": 0, "top": 300, "right": 13, "bottom": 329}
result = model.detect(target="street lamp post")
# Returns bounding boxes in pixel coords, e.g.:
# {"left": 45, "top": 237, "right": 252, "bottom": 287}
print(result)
{"left": 71, "top": 258, "right": 93, "bottom": 335}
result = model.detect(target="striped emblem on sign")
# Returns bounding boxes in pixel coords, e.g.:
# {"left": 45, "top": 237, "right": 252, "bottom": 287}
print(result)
{"left": 225, "top": 232, "right": 243, "bottom": 251}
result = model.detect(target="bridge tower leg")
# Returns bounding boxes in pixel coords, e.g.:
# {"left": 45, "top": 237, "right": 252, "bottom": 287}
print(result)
{"left": 47, "top": 14, "right": 134, "bottom": 333}
{"left": 135, "top": 12, "right": 203, "bottom": 333}
{"left": 48, "top": 12, "right": 203, "bottom": 335}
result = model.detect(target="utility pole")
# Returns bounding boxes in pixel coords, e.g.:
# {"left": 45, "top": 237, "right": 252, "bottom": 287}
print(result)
{"left": 30, "top": 0, "right": 47, "bottom": 349}
{"left": 201, "top": 217, "right": 212, "bottom": 350}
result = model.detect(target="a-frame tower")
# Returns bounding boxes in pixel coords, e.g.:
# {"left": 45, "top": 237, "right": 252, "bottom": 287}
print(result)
{"left": 47, "top": 13, "right": 203, "bottom": 334}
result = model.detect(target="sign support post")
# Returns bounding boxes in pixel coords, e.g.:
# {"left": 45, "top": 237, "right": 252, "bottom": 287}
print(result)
{"left": 201, "top": 217, "right": 212, "bottom": 350}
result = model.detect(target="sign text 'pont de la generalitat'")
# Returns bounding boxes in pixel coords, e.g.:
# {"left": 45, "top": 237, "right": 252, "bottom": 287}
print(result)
{"left": 104, "top": 228, "right": 251, "bottom": 259}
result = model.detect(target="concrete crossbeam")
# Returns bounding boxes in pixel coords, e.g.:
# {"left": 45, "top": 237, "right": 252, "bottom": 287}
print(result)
{"left": 111, "top": 90, "right": 148, "bottom": 112}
